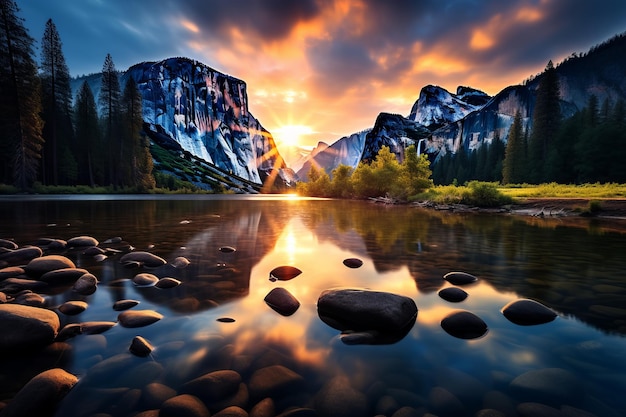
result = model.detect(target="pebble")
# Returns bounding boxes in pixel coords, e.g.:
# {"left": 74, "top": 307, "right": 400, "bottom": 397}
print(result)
{"left": 160, "top": 394, "right": 210, "bottom": 417}
{"left": 0, "top": 266, "right": 25, "bottom": 280}
{"left": 315, "top": 375, "right": 368, "bottom": 417}
{"left": 120, "top": 251, "right": 167, "bottom": 267}
{"left": 155, "top": 277, "right": 182, "bottom": 289}
{"left": 58, "top": 300, "right": 88, "bottom": 315}
{"left": 248, "top": 365, "right": 304, "bottom": 401}
{"left": 182, "top": 370, "right": 242, "bottom": 404}
{"left": 0, "top": 246, "right": 43, "bottom": 265}
{"left": 113, "top": 299, "right": 140, "bottom": 311}
{"left": 172, "top": 256, "right": 191, "bottom": 268}
{"left": 132, "top": 273, "right": 160, "bottom": 287}
{"left": 443, "top": 271, "right": 478, "bottom": 285}
{"left": 141, "top": 382, "right": 177, "bottom": 409}
{"left": 0, "top": 304, "right": 60, "bottom": 350}
{"left": 117, "top": 310, "right": 163, "bottom": 328}
{"left": 342, "top": 258, "right": 363, "bottom": 268}
{"left": 80, "top": 321, "right": 117, "bottom": 334}
{"left": 67, "top": 235, "right": 99, "bottom": 247}
{"left": 40, "top": 268, "right": 90, "bottom": 285}
{"left": 264, "top": 287, "right": 300, "bottom": 316}
{"left": 440, "top": 310, "right": 488, "bottom": 339}
{"left": 269, "top": 266, "right": 302, "bottom": 281}
{"left": 24, "top": 255, "right": 75, "bottom": 277}
{"left": 73, "top": 273, "right": 98, "bottom": 295}
{"left": 218, "top": 246, "right": 237, "bottom": 253}
{"left": 501, "top": 299, "right": 557, "bottom": 325}
{"left": 129, "top": 335, "right": 154, "bottom": 357}
{"left": 438, "top": 287, "right": 468, "bottom": 302}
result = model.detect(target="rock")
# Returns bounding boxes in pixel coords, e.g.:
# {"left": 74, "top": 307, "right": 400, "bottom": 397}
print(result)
{"left": 182, "top": 370, "right": 242, "bottom": 404}
{"left": 248, "top": 365, "right": 304, "bottom": 401}
{"left": 209, "top": 382, "right": 249, "bottom": 414}
{"left": 160, "top": 394, "right": 211, "bottom": 417}
{"left": 120, "top": 251, "right": 167, "bottom": 267}
{"left": 264, "top": 287, "right": 300, "bottom": 316}
{"left": 0, "top": 368, "right": 77, "bottom": 417}
{"left": 276, "top": 409, "right": 317, "bottom": 417}
{"left": 475, "top": 409, "right": 507, "bottom": 417}
{"left": 12, "top": 290, "right": 46, "bottom": 306}
{"left": 269, "top": 266, "right": 302, "bottom": 281}
{"left": 440, "top": 310, "right": 488, "bottom": 339}
{"left": 0, "top": 277, "right": 49, "bottom": 292}
{"left": 217, "top": 317, "right": 236, "bottom": 323}
{"left": 0, "top": 266, "right": 25, "bottom": 280}
{"left": 155, "top": 277, "right": 182, "bottom": 289}
{"left": 213, "top": 406, "right": 248, "bottom": 417}
{"left": 82, "top": 246, "right": 106, "bottom": 256}
{"left": 391, "top": 407, "right": 422, "bottom": 417}
{"left": 117, "top": 310, "right": 163, "bottom": 328}
{"left": 429, "top": 386, "right": 465, "bottom": 416}
{"left": 249, "top": 397, "right": 275, "bottom": 417}
{"left": 501, "top": 299, "right": 557, "bottom": 325}
{"left": 132, "top": 273, "right": 159, "bottom": 287}
{"left": 80, "top": 321, "right": 117, "bottom": 334}
{"left": 342, "top": 258, "right": 363, "bottom": 268}
{"left": 0, "top": 238, "right": 18, "bottom": 250}
{"left": 73, "top": 273, "right": 98, "bottom": 295}
{"left": 314, "top": 375, "right": 368, "bottom": 417}
{"left": 0, "top": 304, "right": 60, "bottom": 350}
{"left": 141, "top": 382, "right": 176, "bottom": 409}
{"left": 67, "top": 235, "right": 99, "bottom": 247}
{"left": 40, "top": 268, "right": 90, "bottom": 285}
{"left": 510, "top": 368, "right": 583, "bottom": 406}
{"left": 443, "top": 271, "right": 478, "bottom": 285}
{"left": 24, "top": 255, "right": 75, "bottom": 277}
{"left": 516, "top": 402, "right": 563, "bottom": 417}
{"left": 36, "top": 238, "right": 67, "bottom": 250}
{"left": 130, "top": 335, "right": 154, "bottom": 357}
{"left": 438, "top": 287, "right": 468, "bottom": 302}
{"left": 113, "top": 299, "right": 140, "bottom": 311}
{"left": 58, "top": 300, "right": 88, "bottom": 315}
{"left": 317, "top": 288, "right": 417, "bottom": 344}
{"left": 172, "top": 256, "right": 190, "bottom": 268}
{"left": 219, "top": 245, "right": 237, "bottom": 253}
{"left": 0, "top": 246, "right": 42, "bottom": 265}
{"left": 55, "top": 323, "right": 83, "bottom": 341}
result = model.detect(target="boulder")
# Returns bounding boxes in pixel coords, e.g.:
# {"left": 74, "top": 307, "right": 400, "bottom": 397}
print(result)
{"left": 501, "top": 299, "right": 557, "bottom": 325}
{"left": 0, "top": 304, "right": 60, "bottom": 351}
{"left": 440, "top": 310, "right": 488, "bottom": 339}
{"left": 0, "top": 368, "right": 77, "bottom": 417}
{"left": 317, "top": 288, "right": 417, "bottom": 344}
{"left": 264, "top": 287, "right": 300, "bottom": 316}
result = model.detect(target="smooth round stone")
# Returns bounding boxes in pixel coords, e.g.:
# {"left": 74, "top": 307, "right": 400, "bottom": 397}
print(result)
{"left": 182, "top": 370, "right": 242, "bottom": 404}
{"left": 0, "top": 246, "right": 43, "bottom": 265}
{"left": 248, "top": 365, "right": 305, "bottom": 400}
{"left": 13, "top": 291, "right": 46, "bottom": 307}
{"left": 342, "top": 258, "right": 363, "bottom": 268}
{"left": 113, "top": 299, "right": 140, "bottom": 311}
{"left": 25, "top": 255, "right": 76, "bottom": 277}
{"left": 120, "top": 251, "right": 167, "bottom": 268}
{"left": 172, "top": 256, "right": 190, "bottom": 268}
{"left": 216, "top": 317, "right": 235, "bottom": 323}
{"left": 0, "top": 368, "right": 78, "bottom": 417}
{"left": 0, "top": 266, "right": 25, "bottom": 280}
{"left": 55, "top": 323, "right": 83, "bottom": 341}
{"left": 0, "top": 239, "right": 18, "bottom": 250}
{"left": 218, "top": 246, "right": 236, "bottom": 253}
{"left": 37, "top": 238, "right": 67, "bottom": 250}
{"left": 67, "top": 235, "right": 99, "bottom": 247}
{"left": 132, "top": 273, "right": 159, "bottom": 287}
{"left": 160, "top": 394, "right": 210, "bottom": 417}
{"left": 443, "top": 271, "right": 478, "bottom": 285}
{"left": 264, "top": 287, "right": 300, "bottom": 316}
{"left": 269, "top": 265, "right": 302, "bottom": 281}
{"left": 58, "top": 300, "right": 88, "bottom": 316}
{"left": 117, "top": 310, "right": 163, "bottom": 328}
{"left": 429, "top": 386, "right": 465, "bottom": 416}
{"left": 142, "top": 382, "right": 176, "bottom": 409}
{"left": 0, "top": 277, "right": 49, "bottom": 292}
{"left": 440, "top": 310, "right": 488, "bottom": 339}
{"left": 501, "top": 299, "right": 557, "bottom": 325}
{"left": 103, "top": 236, "right": 123, "bottom": 244}
{"left": 516, "top": 402, "right": 563, "bottom": 417}
{"left": 0, "top": 304, "right": 60, "bottom": 350}
{"left": 314, "top": 375, "right": 368, "bottom": 417}
{"left": 510, "top": 368, "right": 583, "bottom": 405}
{"left": 155, "top": 277, "right": 182, "bottom": 289}
{"left": 80, "top": 321, "right": 117, "bottom": 334}
{"left": 438, "top": 287, "right": 468, "bottom": 302}
{"left": 73, "top": 273, "right": 98, "bottom": 295}
{"left": 40, "top": 268, "right": 89, "bottom": 285}
{"left": 82, "top": 246, "right": 106, "bottom": 256}
{"left": 130, "top": 335, "right": 154, "bottom": 357}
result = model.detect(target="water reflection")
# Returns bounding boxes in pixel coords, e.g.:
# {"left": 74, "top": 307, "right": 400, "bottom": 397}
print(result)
{"left": 1, "top": 196, "right": 626, "bottom": 416}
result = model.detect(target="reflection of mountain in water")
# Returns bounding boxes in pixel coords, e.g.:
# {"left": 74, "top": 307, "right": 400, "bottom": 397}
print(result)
{"left": 300, "top": 201, "right": 626, "bottom": 336}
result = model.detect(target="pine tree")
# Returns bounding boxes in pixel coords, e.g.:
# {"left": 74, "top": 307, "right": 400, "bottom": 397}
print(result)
{"left": 502, "top": 110, "right": 526, "bottom": 184}
{"left": 74, "top": 81, "right": 102, "bottom": 186}
{"left": 99, "top": 53, "right": 122, "bottom": 186}
{"left": 40, "top": 18, "right": 73, "bottom": 185}
{"left": 528, "top": 60, "right": 561, "bottom": 183}
{"left": 0, "top": 0, "right": 44, "bottom": 189}
{"left": 121, "top": 77, "right": 154, "bottom": 190}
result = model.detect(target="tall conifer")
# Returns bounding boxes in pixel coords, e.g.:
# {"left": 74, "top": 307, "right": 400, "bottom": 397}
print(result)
{"left": 99, "top": 53, "right": 122, "bottom": 186}
{"left": 502, "top": 110, "right": 526, "bottom": 184}
{"left": 0, "top": 0, "right": 44, "bottom": 189}
{"left": 74, "top": 81, "right": 101, "bottom": 186}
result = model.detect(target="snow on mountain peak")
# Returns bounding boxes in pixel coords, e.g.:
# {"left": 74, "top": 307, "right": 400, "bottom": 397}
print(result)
{"left": 408, "top": 85, "right": 490, "bottom": 127}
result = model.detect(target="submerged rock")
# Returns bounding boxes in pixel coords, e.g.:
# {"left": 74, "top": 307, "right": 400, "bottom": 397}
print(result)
{"left": 440, "top": 310, "right": 488, "bottom": 339}
{"left": 264, "top": 287, "right": 300, "bottom": 316}
{"left": 501, "top": 299, "right": 557, "bottom": 325}
{"left": 438, "top": 287, "right": 468, "bottom": 302}
{"left": 317, "top": 288, "right": 417, "bottom": 344}
{"left": 510, "top": 368, "right": 584, "bottom": 405}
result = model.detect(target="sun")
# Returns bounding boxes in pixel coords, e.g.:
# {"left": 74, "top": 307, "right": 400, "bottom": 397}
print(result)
{"left": 273, "top": 124, "right": 313, "bottom": 147}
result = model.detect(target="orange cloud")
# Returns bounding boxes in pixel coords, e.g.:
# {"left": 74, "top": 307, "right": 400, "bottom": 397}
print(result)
{"left": 470, "top": 29, "right": 495, "bottom": 50}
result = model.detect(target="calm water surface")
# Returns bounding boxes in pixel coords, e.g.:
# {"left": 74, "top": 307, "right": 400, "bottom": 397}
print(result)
{"left": 1, "top": 195, "right": 626, "bottom": 416}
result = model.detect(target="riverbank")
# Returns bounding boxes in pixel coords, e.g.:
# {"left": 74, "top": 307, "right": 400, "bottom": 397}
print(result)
{"left": 510, "top": 198, "right": 626, "bottom": 219}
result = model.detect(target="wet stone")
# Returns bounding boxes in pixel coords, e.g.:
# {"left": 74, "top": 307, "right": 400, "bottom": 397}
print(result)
{"left": 440, "top": 310, "right": 488, "bottom": 339}
{"left": 73, "top": 273, "right": 98, "bottom": 295}
{"left": 269, "top": 265, "right": 302, "bottom": 281}
{"left": 218, "top": 245, "right": 237, "bottom": 253}
{"left": 83, "top": 246, "right": 106, "bottom": 256}
{"left": 217, "top": 317, "right": 236, "bottom": 323}
{"left": 155, "top": 277, "right": 182, "bottom": 289}
{"left": 80, "top": 321, "right": 117, "bottom": 334}
{"left": 509, "top": 367, "right": 583, "bottom": 406}
{"left": 40, "top": 268, "right": 89, "bottom": 285}
{"left": 141, "top": 382, "right": 177, "bottom": 409}
{"left": 0, "top": 239, "right": 18, "bottom": 250}
{"left": 113, "top": 299, "right": 140, "bottom": 311}
{"left": 443, "top": 271, "right": 478, "bottom": 285}
{"left": 56, "top": 323, "right": 83, "bottom": 341}
{"left": 0, "top": 266, "right": 25, "bottom": 280}
{"left": 58, "top": 300, "right": 88, "bottom": 316}
{"left": 117, "top": 310, "right": 163, "bottom": 328}
{"left": 314, "top": 375, "right": 368, "bottom": 417}
{"left": 67, "top": 235, "right": 99, "bottom": 247}
{"left": 264, "top": 287, "right": 300, "bottom": 316}
{"left": 0, "top": 246, "right": 43, "bottom": 266}
{"left": 120, "top": 251, "right": 167, "bottom": 268}
{"left": 501, "top": 299, "right": 557, "bottom": 325}
{"left": 182, "top": 370, "right": 242, "bottom": 404}
{"left": 343, "top": 258, "right": 363, "bottom": 268}
{"left": 438, "top": 287, "right": 468, "bottom": 302}
{"left": 0, "top": 303, "right": 60, "bottom": 351}
{"left": 132, "top": 273, "right": 159, "bottom": 287}
{"left": 160, "top": 394, "right": 210, "bottom": 417}
{"left": 130, "top": 335, "right": 154, "bottom": 357}
{"left": 429, "top": 386, "right": 466, "bottom": 416}
{"left": 172, "top": 256, "right": 191, "bottom": 268}
{"left": 25, "top": 255, "right": 76, "bottom": 277}
{"left": 248, "top": 365, "right": 305, "bottom": 401}
{"left": 13, "top": 291, "right": 46, "bottom": 307}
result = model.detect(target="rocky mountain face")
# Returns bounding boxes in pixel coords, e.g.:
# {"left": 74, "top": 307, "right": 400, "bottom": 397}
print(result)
{"left": 124, "top": 58, "right": 290, "bottom": 188}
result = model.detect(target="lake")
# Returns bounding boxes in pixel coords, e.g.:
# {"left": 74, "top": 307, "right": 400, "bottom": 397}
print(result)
{"left": 1, "top": 195, "right": 625, "bottom": 417}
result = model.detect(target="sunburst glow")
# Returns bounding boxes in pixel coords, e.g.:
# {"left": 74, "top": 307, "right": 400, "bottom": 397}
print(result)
{"left": 272, "top": 124, "right": 314, "bottom": 147}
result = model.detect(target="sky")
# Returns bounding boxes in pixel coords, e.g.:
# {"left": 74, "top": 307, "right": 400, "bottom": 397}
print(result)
{"left": 18, "top": 0, "right": 626, "bottom": 153}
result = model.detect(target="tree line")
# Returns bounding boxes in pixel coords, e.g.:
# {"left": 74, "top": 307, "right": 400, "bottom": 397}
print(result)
{"left": 0, "top": 0, "right": 154, "bottom": 190}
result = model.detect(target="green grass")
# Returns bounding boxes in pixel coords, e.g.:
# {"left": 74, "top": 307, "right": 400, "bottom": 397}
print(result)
{"left": 497, "top": 182, "right": 626, "bottom": 199}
